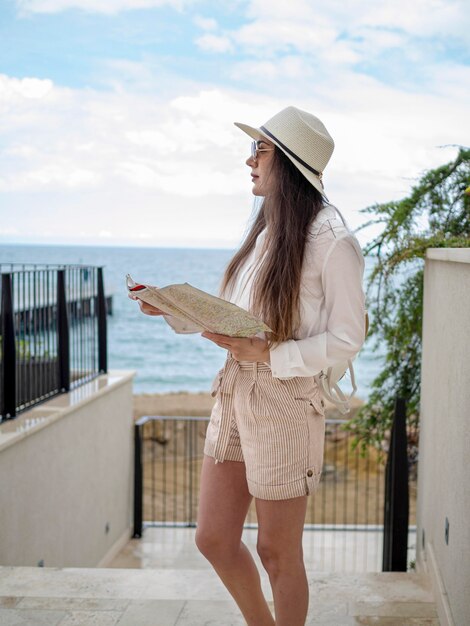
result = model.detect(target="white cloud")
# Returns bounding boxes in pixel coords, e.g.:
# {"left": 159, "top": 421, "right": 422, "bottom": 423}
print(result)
{"left": 1, "top": 66, "right": 468, "bottom": 248}
{"left": 192, "top": 0, "right": 468, "bottom": 72}
{"left": 0, "top": 165, "right": 99, "bottom": 190}
{"left": 233, "top": 17, "right": 338, "bottom": 56}
{"left": 4, "top": 0, "right": 467, "bottom": 249}
{"left": 230, "top": 55, "right": 309, "bottom": 81}
{"left": 0, "top": 227, "right": 19, "bottom": 236}
{"left": 0, "top": 75, "right": 54, "bottom": 100}
{"left": 426, "top": 62, "right": 470, "bottom": 101}
{"left": 193, "top": 15, "right": 218, "bottom": 31}
{"left": 15, "top": 0, "right": 195, "bottom": 14}
{"left": 195, "top": 33, "right": 234, "bottom": 54}
{"left": 0, "top": 74, "right": 256, "bottom": 200}
{"left": 245, "top": 0, "right": 314, "bottom": 21}
{"left": 243, "top": 0, "right": 469, "bottom": 40}
{"left": 348, "top": 0, "right": 468, "bottom": 38}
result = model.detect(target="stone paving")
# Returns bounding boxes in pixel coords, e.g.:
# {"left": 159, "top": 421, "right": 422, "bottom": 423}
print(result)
{"left": 0, "top": 527, "right": 439, "bottom": 625}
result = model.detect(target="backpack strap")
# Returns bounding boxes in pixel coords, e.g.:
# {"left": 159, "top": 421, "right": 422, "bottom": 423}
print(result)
{"left": 310, "top": 207, "right": 368, "bottom": 414}
{"left": 310, "top": 203, "right": 349, "bottom": 238}
{"left": 315, "top": 314, "right": 369, "bottom": 414}
{"left": 315, "top": 359, "right": 357, "bottom": 415}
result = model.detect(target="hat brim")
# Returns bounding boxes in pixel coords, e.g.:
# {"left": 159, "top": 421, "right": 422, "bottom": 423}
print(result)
{"left": 234, "top": 121, "right": 328, "bottom": 199}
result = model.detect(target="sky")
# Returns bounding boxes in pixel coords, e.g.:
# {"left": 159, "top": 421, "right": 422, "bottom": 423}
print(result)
{"left": 0, "top": 0, "right": 469, "bottom": 249}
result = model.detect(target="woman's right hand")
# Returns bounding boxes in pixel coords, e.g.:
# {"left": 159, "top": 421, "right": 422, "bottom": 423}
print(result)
{"left": 128, "top": 293, "right": 165, "bottom": 316}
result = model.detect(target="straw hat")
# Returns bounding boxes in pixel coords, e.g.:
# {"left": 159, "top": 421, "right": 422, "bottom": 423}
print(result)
{"left": 234, "top": 105, "right": 334, "bottom": 198}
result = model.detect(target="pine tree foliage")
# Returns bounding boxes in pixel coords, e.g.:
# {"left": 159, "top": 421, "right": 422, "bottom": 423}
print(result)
{"left": 344, "top": 147, "right": 470, "bottom": 457}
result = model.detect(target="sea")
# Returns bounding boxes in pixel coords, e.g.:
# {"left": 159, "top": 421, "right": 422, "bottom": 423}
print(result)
{"left": 0, "top": 243, "right": 383, "bottom": 400}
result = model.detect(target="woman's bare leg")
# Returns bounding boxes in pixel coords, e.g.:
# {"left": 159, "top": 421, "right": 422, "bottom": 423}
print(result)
{"left": 256, "top": 496, "right": 308, "bottom": 626}
{"left": 195, "top": 455, "right": 274, "bottom": 626}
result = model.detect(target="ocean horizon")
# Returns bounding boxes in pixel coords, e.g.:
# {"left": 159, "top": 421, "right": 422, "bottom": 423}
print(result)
{"left": 0, "top": 242, "right": 383, "bottom": 400}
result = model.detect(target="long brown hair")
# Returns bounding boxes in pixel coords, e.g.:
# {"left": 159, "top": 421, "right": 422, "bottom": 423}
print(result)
{"left": 220, "top": 146, "right": 325, "bottom": 345}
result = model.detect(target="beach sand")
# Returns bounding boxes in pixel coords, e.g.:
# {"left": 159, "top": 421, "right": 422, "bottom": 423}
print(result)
{"left": 132, "top": 391, "right": 417, "bottom": 527}
{"left": 133, "top": 390, "right": 365, "bottom": 420}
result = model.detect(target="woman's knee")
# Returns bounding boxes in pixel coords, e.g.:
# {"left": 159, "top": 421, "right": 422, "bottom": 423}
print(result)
{"left": 195, "top": 525, "right": 239, "bottom": 562}
{"left": 256, "top": 537, "right": 303, "bottom": 576}
{"left": 256, "top": 539, "right": 278, "bottom": 573}
{"left": 194, "top": 525, "right": 215, "bottom": 557}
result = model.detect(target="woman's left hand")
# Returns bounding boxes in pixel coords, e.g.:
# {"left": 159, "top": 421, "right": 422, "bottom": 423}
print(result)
{"left": 201, "top": 332, "right": 270, "bottom": 363}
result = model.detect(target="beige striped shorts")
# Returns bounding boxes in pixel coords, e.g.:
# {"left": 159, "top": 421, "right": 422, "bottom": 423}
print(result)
{"left": 204, "top": 356, "right": 326, "bottom": 500}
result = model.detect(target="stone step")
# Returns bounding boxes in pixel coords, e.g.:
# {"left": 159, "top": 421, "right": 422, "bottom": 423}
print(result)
{"left": 0, "top": 566, "right": 439, "bottom": 625}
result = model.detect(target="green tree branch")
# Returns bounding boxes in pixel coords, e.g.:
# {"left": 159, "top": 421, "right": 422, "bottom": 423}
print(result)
{"left": 343, "top": 147, "right": 470, "bottom": 458}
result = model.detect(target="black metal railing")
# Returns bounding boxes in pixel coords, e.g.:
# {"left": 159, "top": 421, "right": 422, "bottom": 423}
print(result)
{"left": 133, "top": 412, "right": 416, "bottom": 572}
{"left": 0, "top": 264, "right": 108, "bottom": 420}
{"left": 383, "top": 397, "right": 410, "bottom": 571}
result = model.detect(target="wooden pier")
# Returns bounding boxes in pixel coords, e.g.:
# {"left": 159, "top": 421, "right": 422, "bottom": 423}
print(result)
{"left": 11, "top": 294, "right": 113, "bottom": 334}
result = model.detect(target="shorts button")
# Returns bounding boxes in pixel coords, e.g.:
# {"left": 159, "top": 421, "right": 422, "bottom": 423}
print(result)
{"left": 321, "top": 399, "right": 325, "bottom": 407}
{"left": 307, "top": 469, "right": 314, "bottom": 477}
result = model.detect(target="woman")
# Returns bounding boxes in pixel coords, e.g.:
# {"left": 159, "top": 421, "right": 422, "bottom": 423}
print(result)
{"left": 134, "top": 106, "right": 366, "bottom": 626}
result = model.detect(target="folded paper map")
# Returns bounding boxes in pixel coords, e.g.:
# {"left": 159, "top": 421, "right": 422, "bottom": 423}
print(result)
{"left": 126, "top": 274, "right": 272, "bottom": 337}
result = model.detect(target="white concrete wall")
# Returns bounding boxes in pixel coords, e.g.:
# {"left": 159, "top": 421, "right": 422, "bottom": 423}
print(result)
{"left": 0, "top": 371, "right": 135, "bottom": 568}
{"left": 416, "top": 249, "right": 470, "bottom": 626}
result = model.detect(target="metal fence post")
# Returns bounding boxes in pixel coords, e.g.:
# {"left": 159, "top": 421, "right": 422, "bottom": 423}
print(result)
{"left": 57, "top": 269, "right": 70, "bottom": 392}
{"left": 383, "top": 396, "right": 409, "bottom": 571}
{"left": 133, "top": 422, "right": 143, "bottom": 538}
{"left": 97, "top": 267, "right": 107, "bottom": 374}
{"left": 1, "top": 273, "right": 16, "bottom": 419}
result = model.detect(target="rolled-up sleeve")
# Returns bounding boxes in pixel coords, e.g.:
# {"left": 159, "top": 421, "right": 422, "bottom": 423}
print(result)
{"left": 269, "top": 235, "right": 366, "bottom": 378}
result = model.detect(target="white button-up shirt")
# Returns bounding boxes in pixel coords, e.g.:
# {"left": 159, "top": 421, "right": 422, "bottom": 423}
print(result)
{"left": 227, "top": 204, "right": 367, "bottom": 379}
